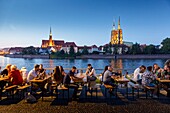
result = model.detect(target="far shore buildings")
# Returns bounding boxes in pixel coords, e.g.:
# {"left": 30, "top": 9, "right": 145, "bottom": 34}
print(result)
{"left": 40, "top": 18, "right": 133, "bottom": 55}
{"left": 4, "top": 18, "right": 133, "bottom": 55}
{"left": 40, "top": 28, "right": 99, "bottom": 54}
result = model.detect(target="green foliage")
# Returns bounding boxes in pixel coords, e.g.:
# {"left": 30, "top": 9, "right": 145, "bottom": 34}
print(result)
{"left": 129, "top": 43, "right": 142, "bottom": 54}
{"left": 82, "top": 46, "right": 89, "bottom": 55}
{"left": 22, "top": 46, "right": 37, "bottom": 55}
{"left": 69, "top": 46, "right": 75, "bottom": 57}
{"left": 143, "top": 44, "right": 156, "bottom": 54}
{"left": 161, "top": 37, "right": 170, "bottom": 53}
{"left": 103, "top": 45, "right": 109, "bottom": 53}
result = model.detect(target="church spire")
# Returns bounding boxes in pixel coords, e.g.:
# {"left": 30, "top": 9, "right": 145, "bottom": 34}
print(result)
{"left": 118, "top": 16, "right": 121, "bottom": 29}
{"left": 49, "top": 27, "right": 52, "bottom": 36}
{"left": 112, "top": 21, "right": 116, "bottom": 30}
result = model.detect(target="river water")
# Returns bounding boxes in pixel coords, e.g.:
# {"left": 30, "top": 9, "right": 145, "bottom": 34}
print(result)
{"left": 0, "top": 56, "right": 168, "bottom": 74}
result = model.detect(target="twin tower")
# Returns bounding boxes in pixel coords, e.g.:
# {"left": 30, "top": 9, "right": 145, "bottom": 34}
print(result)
{"left": 110, "top": 17, "right": 123, "bottom": 45}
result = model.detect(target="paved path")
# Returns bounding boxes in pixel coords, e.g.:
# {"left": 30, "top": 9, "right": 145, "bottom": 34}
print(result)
{"left": 0, "top": 85, "right": 170, "bottom": 113}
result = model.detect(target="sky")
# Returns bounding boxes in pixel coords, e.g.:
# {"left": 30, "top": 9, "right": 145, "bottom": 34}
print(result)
{"left": 0, "top": 0, "right": 170, "bottom": 48}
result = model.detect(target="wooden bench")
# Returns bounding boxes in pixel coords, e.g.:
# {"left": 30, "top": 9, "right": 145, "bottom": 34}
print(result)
{"left": 85, "top": 81, "right": 98, "bottom": 98}
{"left": 104, "top": 84, "right": 117, "bottom": 98}
{"left": 57, "top": 85, "right": 69, "bottom": 99}
{"left": 128, "top": 82, "right": 140, "bottom": 99}
{"left": 51, "top": 83, "right": 60, "bottom": 98}
{"left": 17, "top": 85, "right": 31, "bottom": 99}
{"left": 5, "top": 85, "right": 18, "bottom": 99}
{"left": 144, "top": 85, "right": 157, "bottom": 98}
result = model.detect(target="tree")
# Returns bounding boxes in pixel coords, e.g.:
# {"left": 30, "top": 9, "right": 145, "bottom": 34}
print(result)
{"left": 129, "top": 43, "right": 142, "bottom": 54}
{"left": 108, "top": 43, "right": 112, "bottom": 54}
{"left": 82, "top": 46, "right": 89, "bottom": 55}
{"left": 103, "top": 45, "right": 109, "bottom": 53}
{"left": 69, "top": 45, "right": 75, "bottom": 56}
{"left": 144, "top": 44, "right": 156, "bottom": 54}
{"left": 22, "top": 46, "right": 37, "bottom": 55}
{"left": 161, "top": 37, "right": 170, "bottom": 53}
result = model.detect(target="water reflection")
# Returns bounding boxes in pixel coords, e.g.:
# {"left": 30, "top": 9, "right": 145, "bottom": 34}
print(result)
{"left": 110, "top": 59, "right": 123, "bottom": 69}
{"left": 0, "top": 56, "right": 168, "bottom": 74}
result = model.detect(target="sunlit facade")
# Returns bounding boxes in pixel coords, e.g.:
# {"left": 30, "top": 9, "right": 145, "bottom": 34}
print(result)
{"left": 111, "top": 17, "right": 123, "bottom": 45}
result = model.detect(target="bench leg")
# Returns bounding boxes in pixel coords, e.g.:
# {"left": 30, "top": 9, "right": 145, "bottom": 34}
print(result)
{"left": 146, "top": 89, "right": 148, "bottom": 99}
{"left": 67, "top": 88, "right": 69, "bottom": 100}
{"left": 137, "top": 88, "right": 139, "bottom": 98}
{"left": 132, "top": 87, "right": 134, "bottom": 100}
{"left": 96, "top": 88, "right": 97, "bottom": 98}
{"left": 115, "top": 88, "right": 117, "bottom": 98}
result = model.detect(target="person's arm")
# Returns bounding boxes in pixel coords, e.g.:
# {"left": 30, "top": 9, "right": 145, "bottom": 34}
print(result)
{"left": 89, "top": 69, "right": 94, "bottom": 76}
{"left": 85, "top": 69, "right": 89, "bottom": 75}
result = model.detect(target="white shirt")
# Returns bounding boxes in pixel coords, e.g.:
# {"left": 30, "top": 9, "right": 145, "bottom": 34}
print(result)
{"left": 133, "top": 67, "right": 143, "bottom": 81}
{"left": 27, "top": 69, "right": 38, "bottom": 82}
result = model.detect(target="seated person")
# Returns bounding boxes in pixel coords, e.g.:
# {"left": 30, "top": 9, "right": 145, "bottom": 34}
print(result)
{"left": 63, "top": 66, "right": 80, "bottom": 100}
{"left": 133, "top": 65, "right": 146, "bottom": 84}
{"left": 99, "top": 66, "right": 108, "bottom": 83}
{"left": 39, "top": 64, "right": 46, "bottom": 79}
{"left": 53, "top": 66, "right": 64, "bottom": 83}
{"left": 103, "top": 65, "right": 117, "bottom": 94}
{"left": 8, "top": 65, "right": 23, "bottom": 85}
{"left": 1, "top": 64, "right": 11, "bottom": 77}
{"left": 153, "top": 63, "right": 161, "bottom": 78}
{"left": 142, "top": 66, "right": 158, "bottom": 98}
{"left": 27, "top": 64, "right": 40, "bottom": 83}
{"left": 20, "top": 67, "right": 28, "bottom": 84}
{"left": 85, "top": 64, "right": 97, "bottom": 88}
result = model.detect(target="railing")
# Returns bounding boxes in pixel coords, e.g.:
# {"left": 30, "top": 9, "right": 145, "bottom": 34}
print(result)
{"left": 45, "top": 68, "right": 134, "bottom": 75}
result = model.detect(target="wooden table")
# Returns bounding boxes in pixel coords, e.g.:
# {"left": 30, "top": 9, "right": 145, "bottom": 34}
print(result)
{"left": 0, "top": 77, "right": 9, "bottom": 100}
{"left": 30, "top": 76, "right": 51, "bottom": 101}
{"left": 115, "top": 77, "right": 129, "bottom": 98}
{"left": 157, "top": 78, "right": 170, "bottom": 97}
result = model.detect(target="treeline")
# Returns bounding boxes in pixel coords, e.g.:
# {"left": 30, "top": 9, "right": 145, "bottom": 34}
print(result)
{"left": 128, "top": 37, "right": 170, "bottom": 54}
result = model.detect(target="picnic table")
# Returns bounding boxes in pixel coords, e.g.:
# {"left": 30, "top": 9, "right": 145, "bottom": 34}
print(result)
{"left": 30, "top": 76, "right": 51, "bottom": 100}
{"left": 0, "top": 76, "right": 9, "bottom": 100}
{"left": 157, "top": 78, "right": 170, "bottom": 97}
{"left": 115, "top": 76, "right": 129, "bottom": 98}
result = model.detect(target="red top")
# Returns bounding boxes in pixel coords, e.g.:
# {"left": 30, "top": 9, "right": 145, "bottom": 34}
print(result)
{"left": 8, "top": 70, "right": 23, "bottom": 85}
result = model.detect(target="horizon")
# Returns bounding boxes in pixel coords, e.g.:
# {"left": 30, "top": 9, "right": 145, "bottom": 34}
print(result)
{"left": 0, "top": 0, "right": 170, "bottom": 48}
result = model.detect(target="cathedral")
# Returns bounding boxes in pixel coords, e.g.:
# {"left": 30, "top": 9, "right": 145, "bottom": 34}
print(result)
{"left": 110, "top": 17, "right": 123, "bottom": 45}
{"left": 41, "top": 28, "right": 64, "bottom": 51}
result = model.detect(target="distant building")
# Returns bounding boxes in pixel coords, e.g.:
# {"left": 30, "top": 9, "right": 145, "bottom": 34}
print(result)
{"left": 61, "top": 42, "right": 78, "bottom": 53}
{"left": 123, "top": 41, "right": 133, "bottom": 48}
{"left": 41, "top": 28, "right": 64, "bottom": 51}
{"left": 77, "top": 45, "right": 99, "bottom": 53}
{"left": 0, "top": 48, "right": 10, "bottom": 55}
{"left": 110, "top": 17, "right": 123, "bottom": 45}
{"left": 9, "top": 47, "right": 23, "bottom": 54}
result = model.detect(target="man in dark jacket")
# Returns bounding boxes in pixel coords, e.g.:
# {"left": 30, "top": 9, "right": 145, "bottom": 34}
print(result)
{"left": 63, "top": 66, "right": 79, "bottom": 100}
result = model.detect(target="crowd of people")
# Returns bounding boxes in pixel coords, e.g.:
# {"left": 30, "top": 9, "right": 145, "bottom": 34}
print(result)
{"left": 0, "top": 63, "right": 97, "bottom": 100}
{"left": 0, "top": 59, "right": 169, "bottom": 99}
{"left": 133, "top": 59, "right": 170, "bottom": 98}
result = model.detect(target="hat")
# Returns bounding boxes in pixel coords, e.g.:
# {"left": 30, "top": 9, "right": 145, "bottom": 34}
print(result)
{"left": 21, "top": 67, "right": 27, "bottom": 72}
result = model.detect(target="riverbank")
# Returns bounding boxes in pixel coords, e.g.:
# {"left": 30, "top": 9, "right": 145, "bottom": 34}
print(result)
{"left": 76, "top": 54, "right": 170, "bottom": 59}
{"left": 4, "top": 54, "right": 49, "bottom": 59}
{"left": 4, "top": 54, "right": 170, "bottom": 59}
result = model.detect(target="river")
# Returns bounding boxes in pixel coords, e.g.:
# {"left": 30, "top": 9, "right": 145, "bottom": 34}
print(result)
{"left": 0, "top": 56, "right": 168, "bottom": 74}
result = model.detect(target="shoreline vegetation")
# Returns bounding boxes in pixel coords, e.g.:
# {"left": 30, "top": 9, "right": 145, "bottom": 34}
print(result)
{"left": 4, "top": 54, "right": 170, "bottom": 59}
